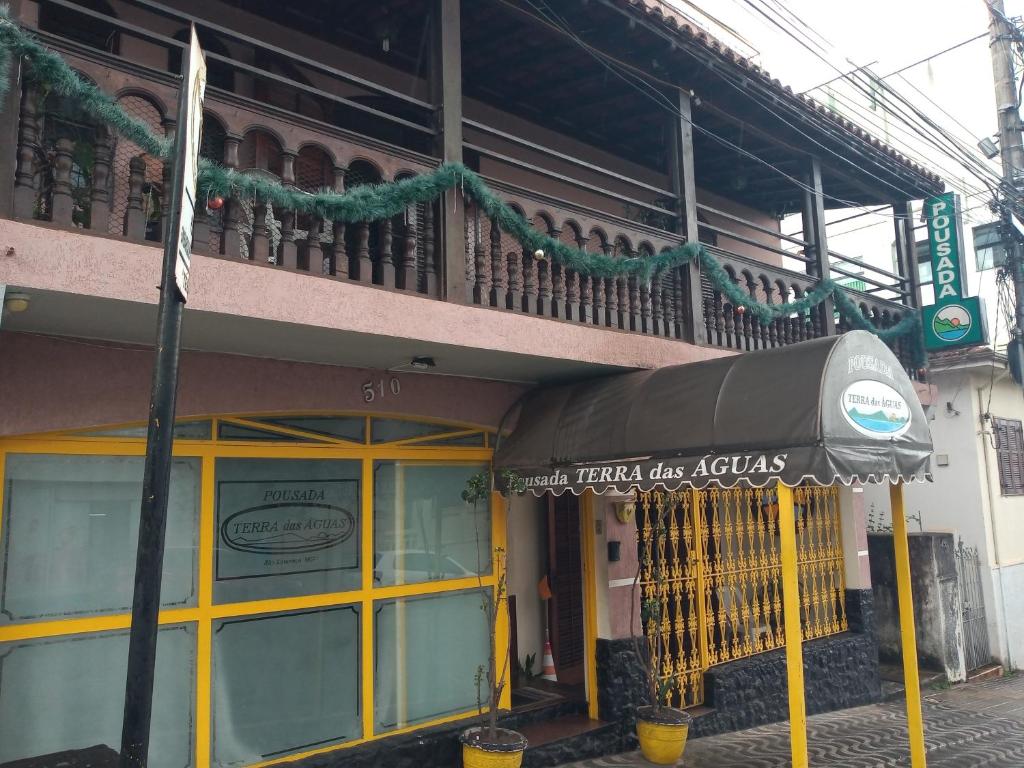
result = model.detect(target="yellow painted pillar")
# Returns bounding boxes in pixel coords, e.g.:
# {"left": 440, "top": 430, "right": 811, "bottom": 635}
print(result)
{"left": 778, "top": 483, "right": 808, "bottom": 768}
{"left": 890, "top": 482, "right": 927, "bottom": 768}
{"left": 580, "top": 490, "right": 600, "bottom": 720}
{"left": 492, "top": 489, "right": 512, "bottom": 711}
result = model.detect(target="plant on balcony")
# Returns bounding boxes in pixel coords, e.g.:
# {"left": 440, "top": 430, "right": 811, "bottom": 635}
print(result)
{"left": 630, "top": 495, "right": 693, "bottom": 765}
{"left": 458, "top": 469, "right": 528, "bottom": 768}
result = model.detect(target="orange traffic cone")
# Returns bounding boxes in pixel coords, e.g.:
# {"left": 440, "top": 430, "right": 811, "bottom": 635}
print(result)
{"left": 541, "top": 630, "right": 557, "bottom": 681}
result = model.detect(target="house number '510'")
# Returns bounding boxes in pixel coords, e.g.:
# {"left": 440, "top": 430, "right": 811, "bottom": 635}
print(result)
{"left": 362, "top": 377, "right": 401, "bottom": 402}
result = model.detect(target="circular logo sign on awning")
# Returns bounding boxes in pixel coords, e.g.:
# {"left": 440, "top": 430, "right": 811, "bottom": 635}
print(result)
{"left": 840, "top": 380, "right": 912, "bottom": 439}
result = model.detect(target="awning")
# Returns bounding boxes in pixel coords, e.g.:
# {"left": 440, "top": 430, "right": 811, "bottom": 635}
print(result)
{"left": 495, "top": 331, "right": 932, "bottom": 495}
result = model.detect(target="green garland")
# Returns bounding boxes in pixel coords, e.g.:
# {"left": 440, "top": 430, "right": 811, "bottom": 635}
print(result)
{"left": 0, "top": 9, "right": 925, "bottom": 365}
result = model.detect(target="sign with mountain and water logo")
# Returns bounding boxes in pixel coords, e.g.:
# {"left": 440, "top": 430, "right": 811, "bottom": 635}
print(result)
{"left": 840, "top": 380, "right": 912, "bottom": 438}
{"left": 922, "top": 192, "right": 987, "bottom": 351}
{"left": 216, "top": 478, "right": 359, "bottom": 580}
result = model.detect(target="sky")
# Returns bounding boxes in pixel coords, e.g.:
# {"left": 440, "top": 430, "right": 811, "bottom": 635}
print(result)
{"left": 668, "top": 0, "right": 1024, "bottom": 347}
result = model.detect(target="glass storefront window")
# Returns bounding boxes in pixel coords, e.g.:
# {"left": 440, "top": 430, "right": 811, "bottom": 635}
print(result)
{"left": 214, "top": 458, "right": 362, "bottom": 604}
{"left": 0, "top": 414, "right": 497, "bottom": 767}
{"left": 370, "top": 418, "right": 454, "bottom": 444}
{"left": 1, "top": 454, "right": 199, "bottom": 622}
{"left": 373, "top": 462, "right": 490, "bottom": 586}
{"left": 0, "top": 625, "right": 196, "bottom": 768}
{"left": 374, "top": 590, "right": 489, "bottom": 732}
{"left": 212, "top": 606, "right": 361, "bottom": 767}
{"left": 80, "top": 420, "right": 213, "bottom": 440}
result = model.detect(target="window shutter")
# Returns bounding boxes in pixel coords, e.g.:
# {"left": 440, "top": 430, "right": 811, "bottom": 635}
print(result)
{"left": 994, "top": 418, "right": 1024, "bottom": 495}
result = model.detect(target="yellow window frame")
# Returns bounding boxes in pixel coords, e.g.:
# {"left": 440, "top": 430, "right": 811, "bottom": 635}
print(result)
{"left": 0, "top": 413, "right": 504, "bottom": 768}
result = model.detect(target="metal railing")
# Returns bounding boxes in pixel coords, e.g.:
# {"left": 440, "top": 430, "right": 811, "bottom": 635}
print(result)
{"left": 637, "top": 485, "right": 846, "bottom": 709}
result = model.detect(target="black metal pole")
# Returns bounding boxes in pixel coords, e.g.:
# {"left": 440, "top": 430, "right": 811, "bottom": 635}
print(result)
{"left": 120, "top": 44, "right": 192, "bottom": 768}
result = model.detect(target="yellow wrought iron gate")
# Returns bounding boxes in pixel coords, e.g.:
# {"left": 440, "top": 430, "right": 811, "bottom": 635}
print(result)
{"left": 637, "top": 486, "right": 847, "bottom": 708}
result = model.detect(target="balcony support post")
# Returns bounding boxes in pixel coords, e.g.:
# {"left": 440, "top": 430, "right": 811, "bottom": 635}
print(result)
{"left": 125, "top": 156, "right": 147, "bottom": 240}
{"left": 222, "top": 134, "right": 242, "bottom": 258}
{"left": 802, "top": 157, "right": 836, "bottom": 335}
{"left": 13, "top": 83, "right": 39, "bottom": 220}
{"left": 251, "top": 201, "right": 270, "bottom": 263}
{"left": 90, "top": 126, "right": 112, "bottom": 233}
{"left": 0, "top": 20, "right": 24, "bottom": 218}
{"left": 670, "top": 89, "right": 707, "bottom": 345}
{"left": 279, "top": 210, "right": 296, "bottom": 268}
{"left": 51, "top": 137, "right": 74, "bottom": 226}
{"left": 332, "top": 165, "right": 348, "bottom": 280}
{"left": 894, "top": 201, "right": 922, "bottom": 310}
{"left": 430, "top": 0, "right": 466, "bottom": 303}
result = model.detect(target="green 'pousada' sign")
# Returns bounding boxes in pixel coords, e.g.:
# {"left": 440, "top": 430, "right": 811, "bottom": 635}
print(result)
{"left": 922, "top": 192, "right": 988, "bottom": 351}
{"left": 926, "top": 192, "right": 966, "bottom": 303}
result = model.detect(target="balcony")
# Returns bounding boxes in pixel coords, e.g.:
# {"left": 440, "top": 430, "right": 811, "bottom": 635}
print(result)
{"left": 0, "top": 0, "right": 937, "bottom": 377}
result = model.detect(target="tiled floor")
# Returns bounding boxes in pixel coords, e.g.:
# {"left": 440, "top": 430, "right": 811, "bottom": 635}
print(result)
{"left": 559, "top": 673, "right": 1024, "bottom": 767}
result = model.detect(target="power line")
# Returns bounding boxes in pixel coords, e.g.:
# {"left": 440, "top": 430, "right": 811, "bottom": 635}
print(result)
{"left": 523, "top": 0, "right": 921, "bottom": 212}
{"left": 735, "top": 0, "right": 1008, "bottom": 205}
{"left": 516, "top": 0, "right": 968, "bottom": 242}
{"left": 881, "top": 32, "right": 989, "bottom": 79}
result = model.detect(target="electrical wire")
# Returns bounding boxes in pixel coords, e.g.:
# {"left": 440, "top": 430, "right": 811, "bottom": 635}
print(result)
{"left": 881, "top": 32, "right": 989, "bottom": 79}
{"left": 517, "top": 0, "right": 946, "bottom": 220}
{"left": 742, "top": 0, "right": 1006, "bottom": 198}
{"left": 742, "top": 0, "right": 997, "bottom": 179}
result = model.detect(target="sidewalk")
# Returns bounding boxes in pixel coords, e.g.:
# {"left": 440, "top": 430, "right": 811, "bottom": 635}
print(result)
{"left": 559, "top": 673, "right": 1024, "bottom": 768}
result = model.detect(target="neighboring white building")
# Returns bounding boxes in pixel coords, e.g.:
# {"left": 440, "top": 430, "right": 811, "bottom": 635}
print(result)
{"left": 863, "top": 347, "right": 1024, "bottom": 671}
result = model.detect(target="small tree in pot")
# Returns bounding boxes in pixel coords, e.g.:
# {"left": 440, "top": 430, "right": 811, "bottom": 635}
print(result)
{"left": 631, "top": 493, "right": 692, "bottom": 765}
{"left": 459, "top": 469, "right": 528, "bottom": 768}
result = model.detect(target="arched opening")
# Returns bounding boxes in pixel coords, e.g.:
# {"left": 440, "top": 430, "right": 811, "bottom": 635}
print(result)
{"left": 294, "top": 145, "right": 335, "bottom": 272}
{"left": 238, "top": 129, "right": 284, "bottom": 260}
{"left": 34, "top": 81, "right": 102, "bottom": 228}
{"left": 108, "top": 93, "right": 163, "bottom": 240}
{"left": 200, "top": 114, "right": 227, "bottom": 252}
{"left": 343, "top": 160, "right": 384, "bottom": 283}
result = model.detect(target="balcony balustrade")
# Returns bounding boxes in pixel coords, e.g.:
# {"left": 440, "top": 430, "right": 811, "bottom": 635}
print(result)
{"left": 3, "top": 28, "right": 921, "bottom": 372}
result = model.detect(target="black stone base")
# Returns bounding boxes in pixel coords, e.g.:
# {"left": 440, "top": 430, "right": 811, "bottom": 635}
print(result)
{"left": 692, "top": 628, "right": 881, "bottom": 737}
{"left": 521, "top": 722, "right": 621, "bottom": 768}
{"left": 298, "top": 694, "right": 586, "bottom": 768}
{"left": 596, "top": 590, "right": 881, "bottom": 744}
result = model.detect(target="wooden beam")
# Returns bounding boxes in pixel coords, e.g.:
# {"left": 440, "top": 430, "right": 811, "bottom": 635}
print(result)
{"left": 803, "top": 157, "right": 836, "bottom": 334}
{"left": 893, "top": 201, "right": 923, "bottom": 311}
{"left": 431, "top": 0, "right": 466, "bottom": 302}
{"left": 670, "top": 90, "right": 707, "bottom": 344}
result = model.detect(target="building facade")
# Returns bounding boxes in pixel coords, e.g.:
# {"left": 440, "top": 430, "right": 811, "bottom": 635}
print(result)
{"left": 0, "top": 1, "right": 943, "bottom": 767}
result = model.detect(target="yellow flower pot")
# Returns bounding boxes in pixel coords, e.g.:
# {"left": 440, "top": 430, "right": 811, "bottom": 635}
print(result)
{"left": 461, "top": 727, "right": 527, "bottom": 768}
{"left": 636, "top": 707, "right": 691, "bottom": 765}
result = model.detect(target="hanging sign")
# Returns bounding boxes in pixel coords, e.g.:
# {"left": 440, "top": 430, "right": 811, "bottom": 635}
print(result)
{"left": 922, "top": 192, "right": 987, "bottom": 350}
{"left": 171, "top": 26, "right": 207, "bottom": 299}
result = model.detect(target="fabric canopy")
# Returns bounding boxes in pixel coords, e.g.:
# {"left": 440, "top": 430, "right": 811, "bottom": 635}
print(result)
{"left": 495, "top": 331, "right": 932, "bottom": 495}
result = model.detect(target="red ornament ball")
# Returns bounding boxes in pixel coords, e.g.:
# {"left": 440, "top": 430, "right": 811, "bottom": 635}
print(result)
{"left": 735, "top": 305, "right": 746, "bottom": 315}
{"left": 207, "top": 195, "right": 225, "bottom": 211}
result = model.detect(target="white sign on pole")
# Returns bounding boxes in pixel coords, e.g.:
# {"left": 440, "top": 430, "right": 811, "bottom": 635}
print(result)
{"left": 173, "top": 26, "right": 207, "bottom": 299}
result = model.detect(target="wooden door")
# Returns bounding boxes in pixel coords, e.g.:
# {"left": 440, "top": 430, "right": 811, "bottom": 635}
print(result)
{"left": 547, "top": 492, "right": 585, "bottom": 685}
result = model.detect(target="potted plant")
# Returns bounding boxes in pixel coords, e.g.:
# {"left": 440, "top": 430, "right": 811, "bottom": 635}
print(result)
{"left": 459, "top": 470, "right": 528, "bottom": 768}
{"left": 631, "top": 496, "right": 692, "bottom": 765}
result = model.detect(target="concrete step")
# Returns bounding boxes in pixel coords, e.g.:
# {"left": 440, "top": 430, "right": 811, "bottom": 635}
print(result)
{"left": 520, "top": 715, "right": 619, "bottom": 768}
{"left": 966, "top": 663, "right": 1004, "bottom": 683}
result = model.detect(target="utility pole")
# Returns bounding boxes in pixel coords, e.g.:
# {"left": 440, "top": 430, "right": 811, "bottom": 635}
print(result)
{"left": 987, "top": 0, "right": 1024, "bottom": 382}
